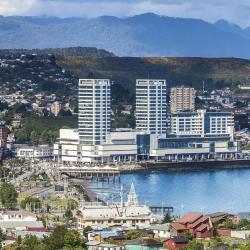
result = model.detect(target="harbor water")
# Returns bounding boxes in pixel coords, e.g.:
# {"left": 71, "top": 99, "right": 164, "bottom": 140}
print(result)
{"left": 87, "top": 167, "right": 250, "bottom": 215}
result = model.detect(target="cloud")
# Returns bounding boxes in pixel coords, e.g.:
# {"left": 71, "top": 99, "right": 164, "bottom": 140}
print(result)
{"left": 0, "top": 0, "right": 250, "bottom": 27}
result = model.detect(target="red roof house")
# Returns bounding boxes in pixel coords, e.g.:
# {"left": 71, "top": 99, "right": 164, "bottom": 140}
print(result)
{"left": 170, "top": 212, "right": 214, "bottom": 239}
{"left": 165, "top": 237, "right": 189, "bottom": 249}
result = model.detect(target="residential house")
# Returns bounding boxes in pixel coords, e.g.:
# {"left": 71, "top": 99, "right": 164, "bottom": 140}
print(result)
{"left": 165, "top": 237, "right": 189, "bottom": 250}
{"left": 170, "top": 212, "right": 214, "bottom": 239}
{"left": 207, "top": 212, "right": 240, "bottom": 226}
{"left": 149, "top": 224, "right": 170, "bottom": 238}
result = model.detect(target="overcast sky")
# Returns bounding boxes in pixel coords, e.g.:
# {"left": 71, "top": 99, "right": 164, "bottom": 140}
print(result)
{"left": 1, "top": 0, "right": 250, "bottom": 28}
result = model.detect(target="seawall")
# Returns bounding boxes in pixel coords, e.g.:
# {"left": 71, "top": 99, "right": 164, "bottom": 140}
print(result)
{"left": 120, "top": 160, "right": 250, "bottom": 173}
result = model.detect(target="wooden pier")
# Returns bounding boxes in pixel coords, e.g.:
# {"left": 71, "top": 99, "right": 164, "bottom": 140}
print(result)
{"left": 58, "top": 166, "right": 121, "bottom": 182}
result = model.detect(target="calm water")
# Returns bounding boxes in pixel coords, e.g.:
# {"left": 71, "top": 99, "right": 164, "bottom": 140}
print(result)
{"left": 88, "top": 167, "right": 250, "bottom": 215}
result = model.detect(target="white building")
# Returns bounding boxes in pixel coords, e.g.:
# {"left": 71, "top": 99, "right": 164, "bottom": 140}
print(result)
{"left": 54, "top": 129, "right": 79, "bottom": 163}
{"left": 16, "top": 145, "right": 52, "bottom": 159}
{"left": 78, "top": 79, "right": 111, "bottom": 146}
{"left": 136, "top": 79, "right": 167, "bottom": 137}
{"left": 50, "top": 101, "right": 61, "bottom": 117}
{"left": 0, "top": 211, "right": 44, "bottom": 232}
{"left": 54, "top": 129, "right": 138, "bottom": 163}
{"left": 0, "top": 211, "right": 37, "bottom": 222}
{"left": 170, "top": 86, "right": 195, "bottom": 112}
{"left": 170, "top": 110, "right": 234, "bottom": 139}
{"left": 77, "top": 184, "right": 154, "bottom": 228}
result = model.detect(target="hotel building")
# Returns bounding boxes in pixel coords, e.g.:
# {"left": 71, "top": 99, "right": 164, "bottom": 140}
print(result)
{"left": 170, "top": 110, "right": 234, "bottom": 139}
{"left": 151, "top": 110, "right": 239, "bottom": 160}
{"left": 170, "top": 86, "right": 195, "bottom": 112}
{"left": 78, "top": 79, "right": 111, "bottom": 145}
{"left": 136, "top": 79, "right": 167, "bottom": 137}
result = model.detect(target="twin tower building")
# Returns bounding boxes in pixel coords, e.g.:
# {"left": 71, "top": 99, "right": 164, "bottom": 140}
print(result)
{"left": 78, "top": 79, "right": 167, "bottom": 146}
{"left": 54, "top": 79, "right": 238, "bottom": 164}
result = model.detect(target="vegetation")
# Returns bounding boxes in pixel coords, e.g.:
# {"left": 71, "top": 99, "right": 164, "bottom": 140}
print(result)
{"left": 162, "top": 214, "right": 174, "bottom": 223}
{"left": 0, "top": 47, "right": 114, "bottom": 57}
{"left": 183, "top": 241, "right": 204, "bottom": 250}
{"left": 15, "top": 113, "right": 77, "bottom": 144}
{"left": 222, "top": 219, "right": 250, "bottom": 230}
{"left": 184, "top": 231, "right": 194, "bottom": 240}
{"left": 243, "top": 144, "right": 250, "bottom": 150}
{"left": 0, "top": 182, "right": 18, "bottom": 209}
{"left": 58, "top": 56, "right": 250, "bottom": 92}
{"left": 5, "top": 225, "right": 86, "bottom": 250}
{"left": 0, "top": 228, "right": 6, "bottom": 245}
{"left": 20, "top": 197, "right": 41, "bottom": 211}
{"left": 125, "top": 230, "right": 149, "bottom": 240}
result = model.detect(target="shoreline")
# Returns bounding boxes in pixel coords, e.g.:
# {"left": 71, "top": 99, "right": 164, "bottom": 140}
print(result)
{"left": 120, "top": 159, "right": 250, "bottom": 174}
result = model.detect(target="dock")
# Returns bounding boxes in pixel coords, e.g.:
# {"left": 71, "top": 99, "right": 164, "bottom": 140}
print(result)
{"left": 58, "top": 165, "right": 121, "bottom": 182}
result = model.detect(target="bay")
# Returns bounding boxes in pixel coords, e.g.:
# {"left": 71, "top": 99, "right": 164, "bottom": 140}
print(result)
{"left": 88, "top": 167, "right": 250, "bottom": 215}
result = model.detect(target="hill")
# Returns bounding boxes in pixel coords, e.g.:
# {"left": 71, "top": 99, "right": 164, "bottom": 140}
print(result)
{"left": 57, "top": 56, "right": 250, "bottom": 91}
{"left": 0, "top": 47, "right": 114, "bottom": 57}
{"left": 1, "top": 14, "right": 250, "bottom": 58}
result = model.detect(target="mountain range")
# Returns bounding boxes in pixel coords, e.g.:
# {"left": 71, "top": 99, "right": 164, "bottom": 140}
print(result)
{"left": 1, "top": 14, "right": 250, "bottom": 58}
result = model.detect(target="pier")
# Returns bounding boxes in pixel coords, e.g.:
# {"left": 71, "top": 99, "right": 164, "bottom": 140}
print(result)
{"left": 58, "top": 166, "right": 121, "bottom": 182}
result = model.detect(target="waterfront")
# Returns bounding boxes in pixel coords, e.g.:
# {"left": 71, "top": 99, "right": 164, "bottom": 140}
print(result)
{"left": 87, "top": 167, "right": 250, "bottom": 215}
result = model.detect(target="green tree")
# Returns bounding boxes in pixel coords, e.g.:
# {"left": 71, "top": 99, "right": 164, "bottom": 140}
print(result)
{"left": 184, "top": 231, "right": 194, "bottom": 240}
{"left": 30, "top": 130, "right": 40, "bottom": 145}
{"left": 64, "top": 208, "right": 74, "bottom": 225}
{"left": 40, "top": 130, "right": 50, "bottom": 144}
{"left": 48, "top": 225, "right": 68, "bottom": 250}
{"left": 223, "top": 220, "right": 237, "bottom": 229}
{"left": 64, "top": 230, "right": 82, "bottom": 248}
{"left": 83, "top": 226, "right": 93, "bottom": 235}
{"left": 241, "top": 242, "right": 250, "bottom": 250}
{"left": 0, "top": 182, "right": 18, "bottom": 209}
{"left": 126, "top": 230, "right": 148, "bottom": 240}
{"left": 162, "top": 214, "right": 173, "bottom": 223}
{"left": 20, "top": 197, "right": 41, "bottom": 211}
{"left": 0, "top": 228, "right": 6, "bottom": 244}
{"left": 183, "top": 241, "right": 204, "bottom": 250}
{"left": 20, "top": 235, "right": 41, "bottom": 250}
{"left": 15, "top": 128, "right": 29, "bottom": 142}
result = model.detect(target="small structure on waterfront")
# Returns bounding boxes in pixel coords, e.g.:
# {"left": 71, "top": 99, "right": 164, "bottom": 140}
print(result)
{"left": 76, "top": 183, "right": 155, "bottom": 229}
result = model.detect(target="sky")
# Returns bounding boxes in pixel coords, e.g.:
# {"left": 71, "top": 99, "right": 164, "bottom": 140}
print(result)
{"left": 0, "top": 0, "right": 250, "bottom": 28}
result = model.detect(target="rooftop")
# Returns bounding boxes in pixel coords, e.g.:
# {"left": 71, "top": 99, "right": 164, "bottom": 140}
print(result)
{"left": 176, "top": 212, "right": 203, "bottom": 224}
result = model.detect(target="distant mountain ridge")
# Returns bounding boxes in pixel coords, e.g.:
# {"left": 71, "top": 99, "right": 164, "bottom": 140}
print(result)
{"left": 0, "top": 47, "right": 115, "bottom": 57}
{"left": 1, "top": 14, "right": 250, "bottom": 58}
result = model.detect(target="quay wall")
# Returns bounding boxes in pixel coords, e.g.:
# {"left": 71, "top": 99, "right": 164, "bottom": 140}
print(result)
{"left": 121, "top": 160, "right": 250, "bottom": 173}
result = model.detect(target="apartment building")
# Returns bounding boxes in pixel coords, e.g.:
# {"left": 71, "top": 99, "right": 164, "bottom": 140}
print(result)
{"left": 170, "top": 86, "right": 195, "bottom": 112}
{"left": 136, "top": 79, "right": 167, "bottom": 136}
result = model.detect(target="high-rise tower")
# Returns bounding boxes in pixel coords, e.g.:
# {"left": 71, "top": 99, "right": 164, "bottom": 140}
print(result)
{"left": 78, "top": 79, "right": 111, "bottom": 146}
{"left": 136, "top": 79, "right": 167, "bottom": 136}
